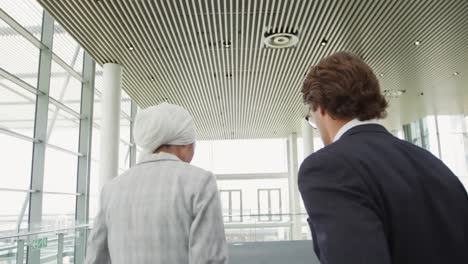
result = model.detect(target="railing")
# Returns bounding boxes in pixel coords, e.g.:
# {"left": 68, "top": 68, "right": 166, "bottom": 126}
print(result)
{"left": 0, "top": 213, "right": 311, "bottom": 263}
{"left": 222, "top": 213, "right": 311, "bottom": 242}
{"left": 0, "top": 224, "right": 90, "bottom": 264}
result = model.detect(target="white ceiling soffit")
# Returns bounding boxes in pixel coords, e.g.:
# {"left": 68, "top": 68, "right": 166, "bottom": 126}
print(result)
{"left": 37, "top": 0, "right": 468, "bottom": 139}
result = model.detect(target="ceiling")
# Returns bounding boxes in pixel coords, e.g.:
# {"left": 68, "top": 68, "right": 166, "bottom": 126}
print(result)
{"left": 37, "top": 0, "right": 468, "bottom": 139}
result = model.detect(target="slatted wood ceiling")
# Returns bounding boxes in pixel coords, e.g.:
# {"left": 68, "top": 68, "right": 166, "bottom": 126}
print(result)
{"left": 37, "top": 0, "right": 468, "bottom": 139}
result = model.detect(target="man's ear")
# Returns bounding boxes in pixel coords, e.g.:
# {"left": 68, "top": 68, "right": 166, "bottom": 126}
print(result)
{"left": 318, "top": 105, "right": 327, "bottom": 117}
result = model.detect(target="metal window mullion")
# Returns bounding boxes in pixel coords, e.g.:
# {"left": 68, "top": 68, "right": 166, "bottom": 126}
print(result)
{"left": 267, "top": 190, "right": 272, "bottom": 222}
{"left": 48, "top": 97, "right": 81, "bottom": 119}
{"left": 74, "top": 51, "right": 95, "bottom": 264}
{"left": 129, "top": 101, "right": 137, "bottom": 167}
{"left": 0, "top": 68, "right": 44, "bottom": 96}
{"left": 27, "top": 11, "right": 54, "bottom": 263}
{"left": 228, "top": 191, "right": 233, "bottom": 223}
{"left": 278, "top": 189, "right": 283, "bottom": 221}
{"left": 0, "top": 8, "right": 45, "bottom": 50}
{"left": 434, "top": 115, "right": 443, "bottom": 159}
{"left": 0, "top": 126, "right": 38, "bottom": 143}
{"left": 239, "top": 190, "right": 243, "bottom": 223}
{"left": 257, "top": 190, "right": 261, "bottom": 222}
{"left": 51, "top": 54, "right": 83, "bottom": 82}
{"left": 419, "top": 119, "right": 427, "bottom": 150}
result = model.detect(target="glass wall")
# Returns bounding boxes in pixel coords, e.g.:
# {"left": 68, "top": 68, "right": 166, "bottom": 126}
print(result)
{"left": 404, "top": 115, "right": 468, "bottom": 188}
{"left": 0, "top": 3, "right": 138, "bottom": 262}
{"left": 0, "top": 0, "right": 43, "bottom": 234}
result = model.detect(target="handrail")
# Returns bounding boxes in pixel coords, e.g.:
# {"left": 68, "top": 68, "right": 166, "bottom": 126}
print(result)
{"left": 222, "top": 213, "right": 308, "bottom": 217}
{"left": 0, "top": 224, "right": 91, "bottom": 240}
{"left": 0, "top": 233, "right": 75, "bottom": 251}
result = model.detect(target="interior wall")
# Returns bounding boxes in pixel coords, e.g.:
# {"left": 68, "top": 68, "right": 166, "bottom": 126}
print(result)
{"left": 399, "top": 73, "right": 468, "bottom": 125}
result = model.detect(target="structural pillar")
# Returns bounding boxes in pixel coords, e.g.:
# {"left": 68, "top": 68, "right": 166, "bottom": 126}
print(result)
{"left": 301, "top": 119, "right": 315, "bottom": 157}
{"left": 99, "top": 63, "right": 122, "bottom": 191}
{"left": 287, "top": 133, "right": 302, "bottom": 240}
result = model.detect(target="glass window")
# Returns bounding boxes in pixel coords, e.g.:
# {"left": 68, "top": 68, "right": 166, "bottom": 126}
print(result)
{"left": 0, "top": 19, "right": 40, "bottom": 87}
{"left": 258, "top": 190, "right": 269, "bottom": 221}
{"left": 53, "top": 22, "right": 84, "bottom": 74}
{"left": 47, "top": 105, "right": 81, "bottom": 152}
{"left": 121, "top": 90, "right": 131, "bottom": 117}
{"left": 258, "top": 189, "right": 282, "bottom": 222}
{"left": 89, "top": 195, "right": 98, "bottom": 221}
{"left": 0, "top": 134, "right": 33, "bottom": 189}
{"left": 89, "top": 161, "right": 100, "bottom": 197}
{"left": 220, "top": 190, "right": 242, "bottom": 223}
{"left": 231, "top": 191, "right": 242, "bottom": 221}
{"left": 437, "top": 115, "right": 468, "bottom": 177}
{"left": 49, "top": 61, "right": 82, "bottom": 113}
{"left": 0, "top": 191, "right": 29, "bottom": 232}
{"left": 0, "top": 0, "right": 43, "bottom": 39}
{"left": 43, "top": 147, "right": 78, "bottom": 193}
{"left": 217, "top": 178, "right": 289, "bottom": 215}
{"left": 94, "top": 64, "right": 103, "bottom": 93}
{"left": 0, "top": 78, "right": 36, "bottom": 137}
{"left": 41, "top": 194, "right": 76, "bottom": 228}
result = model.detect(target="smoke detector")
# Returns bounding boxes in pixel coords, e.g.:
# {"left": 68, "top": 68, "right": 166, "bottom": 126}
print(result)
{"left": 383, "top": 89, "right": 406, "bottom": 98}
{"left": 262, "top": 31, "right": 299, "bottom": 49}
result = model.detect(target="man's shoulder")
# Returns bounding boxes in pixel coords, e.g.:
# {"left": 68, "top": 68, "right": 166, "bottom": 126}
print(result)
{"left": 300, "top": 144, "right": 347, "bottom": 178}
{"left": 302, "top": 141, "right": 349, "bottom": 164}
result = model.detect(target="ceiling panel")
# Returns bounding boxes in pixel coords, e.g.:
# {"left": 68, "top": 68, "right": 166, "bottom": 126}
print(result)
{"left": 37, "top": 0, "right": 468, "bottom": 139}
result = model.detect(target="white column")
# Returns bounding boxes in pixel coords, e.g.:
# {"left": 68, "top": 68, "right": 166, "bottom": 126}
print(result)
{"left": 301, "top": 119, "right": 315, "bottom": 157}
{"left": 287, "top": 133, "right": 302, "bottom": 240}
{"left": 99, "top": 63, "right": 122, "bottom": 191}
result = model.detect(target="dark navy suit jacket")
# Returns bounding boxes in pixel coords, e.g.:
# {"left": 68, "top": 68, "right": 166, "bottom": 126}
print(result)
{"left": 298, "top": 124, "right": 468, "bottom": 264}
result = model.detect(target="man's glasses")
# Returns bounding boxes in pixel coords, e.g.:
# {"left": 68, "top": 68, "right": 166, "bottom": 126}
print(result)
{"left": 305, "top": 115, "right": 317, "bottom": 129}
{"left": 304, "top": 104, "right": 317, "bottom": 129}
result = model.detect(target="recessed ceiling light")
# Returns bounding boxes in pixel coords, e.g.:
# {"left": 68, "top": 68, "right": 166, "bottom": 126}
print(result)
{"left": 321, "top": 39, "right": 328, "bottom": 46}
{"left": 149, "top": 76, "right": 155, "bottom": 81}
{"left": 128, "top": 45, "right": 134, "bottom": 51}
{"left": 414, "top": 40, "right": 421, "bottom": 46}
{"left": 379, "top": 73, "right": 384, "bottom": 77}
{"left": 223, "top": 40, "right": 231, "bottom": 48}
{"left": 453, "top": 72, "right": 459, "bottom": 76}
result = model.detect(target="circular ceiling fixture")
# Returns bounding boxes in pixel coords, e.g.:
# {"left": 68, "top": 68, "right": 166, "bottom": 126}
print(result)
{"left": 263, "top": 32, "right": 299, "bottom": 49}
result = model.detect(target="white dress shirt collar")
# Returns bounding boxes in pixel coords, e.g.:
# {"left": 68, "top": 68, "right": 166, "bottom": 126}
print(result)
{"left": 333, "top": 118, "right": 380, "bottom": 142}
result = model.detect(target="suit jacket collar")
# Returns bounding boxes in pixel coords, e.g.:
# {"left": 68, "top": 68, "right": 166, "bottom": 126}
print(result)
{"left": 340, "top": 124, "right": 391, "bottom": 139}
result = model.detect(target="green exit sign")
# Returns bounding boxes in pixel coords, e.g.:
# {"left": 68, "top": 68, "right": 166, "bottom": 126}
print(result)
{"left": 31, "top": 237, "right": 48, "bottom": 249}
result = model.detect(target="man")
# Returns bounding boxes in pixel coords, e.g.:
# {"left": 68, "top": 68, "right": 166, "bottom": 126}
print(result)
{"left": 299, "top": 52, "right": 468, "bottom": 263}
{"left": 85, "top": 103, "right": 228, "bottom": 264}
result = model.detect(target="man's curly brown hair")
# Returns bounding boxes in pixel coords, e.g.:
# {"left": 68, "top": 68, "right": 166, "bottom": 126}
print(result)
{"left": 302, "top": 52, "right": 388, "bottom": 121}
